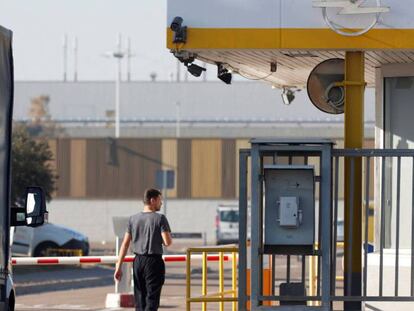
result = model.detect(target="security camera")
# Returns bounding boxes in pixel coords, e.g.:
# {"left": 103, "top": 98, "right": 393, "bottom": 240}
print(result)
{"left": 170, "top": 16, "right": 187, "bottom": 44}
{"left": 170, "top": 17, "right": 183, "bottom": 32}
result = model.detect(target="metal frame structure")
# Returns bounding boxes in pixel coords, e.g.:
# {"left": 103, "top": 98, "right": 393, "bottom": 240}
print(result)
{"left": 239, "top": 142, "right": 414, "bottom": 310}
{"left": 239, "top": 139, "right": 333, "bottom": 311}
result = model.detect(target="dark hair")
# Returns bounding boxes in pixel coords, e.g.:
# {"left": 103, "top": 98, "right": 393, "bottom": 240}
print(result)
{"left": 143, "top": 188, "right": 162, "bottom": 204}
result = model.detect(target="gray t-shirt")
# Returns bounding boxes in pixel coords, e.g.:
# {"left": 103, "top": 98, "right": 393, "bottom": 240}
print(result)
{"left": 127, "top": 212, "right": 171, "bottom": 255}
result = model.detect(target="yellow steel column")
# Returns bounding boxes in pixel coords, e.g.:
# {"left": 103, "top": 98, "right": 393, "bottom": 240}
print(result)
{"left": 232, "top": 251, "right": 237, "bottom": 311}
{"left": 202, "top": 252, "right": 207, "bottom": 311}
{"left": 186, "top": 249, "right": 191, "bottom": 311}
{"left": 344, "top": 51, "right": 365, "bottom": 310}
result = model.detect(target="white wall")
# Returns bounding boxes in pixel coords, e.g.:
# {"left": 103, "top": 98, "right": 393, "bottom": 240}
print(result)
{"left": 168, "top": 0, "right": 411, "bottom": 29}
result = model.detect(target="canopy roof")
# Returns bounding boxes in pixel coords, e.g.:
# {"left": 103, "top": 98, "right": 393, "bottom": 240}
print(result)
{"left": 167, "top": 0, "right": 414, "bottom": 87}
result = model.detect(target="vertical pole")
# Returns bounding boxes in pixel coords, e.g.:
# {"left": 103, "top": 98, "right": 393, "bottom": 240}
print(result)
{"left": 238, "top": 151, "right": 248, "bottom": 311}
{"left": 73, "top": 36, "right": 78, "bottom": 82}
{"left": 250, "top": 144, "right": 261, "bottom": 310}
{"left": 186, "top": 249, "right": 191, "bottom": 311}
{"left": 115, "top": 34, "right": 122, "bottom": 139}
{"left": 321, "top": 145, "right": 332, "bottom": 309}
{"left": 63, "top": 34, "right": 68, "bottom": 82}
{"left": 176, "top": 59, "right": 181, "bottom": 82}
{"left": 309, "top": 256, "right": 315, "bottom": 306}
{"left": 202, "top": 251, "right": 207, "bottom": 311}
{"left": 232, "top": 251, "right": 237, "bottom": 311}
{"left": 176, "top": 101, "right": 181, "bottom": 138}
{"left": 163, "top": 171, "right": 168, "bottom": 218}
{"left": 115, "top": 236, "right": 120, "bottom": 293}
{"left": 344, "top": 51, "right": 365, "bottom": 310}
{"left": 127, "top": 37, "right": 131, "bottom": 82}
{"left": 219, "top": 251, "right": 224, "bottom": 311}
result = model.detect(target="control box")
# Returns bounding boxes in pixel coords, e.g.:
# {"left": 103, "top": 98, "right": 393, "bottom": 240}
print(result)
{"left": 264, "top": 166, "right": 315, "bottom": 254}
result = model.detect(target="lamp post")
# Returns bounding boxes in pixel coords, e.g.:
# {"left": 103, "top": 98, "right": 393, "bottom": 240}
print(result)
{"left": 103, "top": 34, "right": 126, "bottom": 138}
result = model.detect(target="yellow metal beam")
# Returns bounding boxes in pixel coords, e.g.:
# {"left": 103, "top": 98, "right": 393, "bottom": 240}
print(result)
{"left": 344, "top": 51, "right": 365, "bottom": 309}
{"left": 167, "top": 28, "right": 414, "bottom": 50}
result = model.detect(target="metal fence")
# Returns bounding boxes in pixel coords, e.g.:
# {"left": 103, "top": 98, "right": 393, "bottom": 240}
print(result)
{"left": 239, "top": 146, "right": 414, "bottom": 310}
{"left": 331, "top": 148, "right": 414, "bottom": 305}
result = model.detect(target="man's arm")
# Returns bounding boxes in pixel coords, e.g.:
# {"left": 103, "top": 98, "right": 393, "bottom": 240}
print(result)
{"left": 161, "top": 231, "right": 173, "bottom": 247}
{"left": 114, "top": 232, "right": 132, "bottom": 281}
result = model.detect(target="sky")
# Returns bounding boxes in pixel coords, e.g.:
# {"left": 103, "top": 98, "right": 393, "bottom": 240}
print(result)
{"left": 0, "top": 0, "right": 211, "bottom": 81}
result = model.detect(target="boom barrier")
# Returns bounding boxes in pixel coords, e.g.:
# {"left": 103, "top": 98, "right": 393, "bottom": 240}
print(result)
{"left": 11, "top": 254, "right": 231, "bottom": 266}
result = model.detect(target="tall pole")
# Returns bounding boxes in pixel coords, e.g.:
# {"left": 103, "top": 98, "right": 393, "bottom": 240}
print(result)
{"left": 63, "top": 34, "right": 68, "bottom": 82}
{"left": 115, "top": 34, "right": 122, "bottom": 139}
{"left": 344, "top": 51, "right": 365, "bottom": 310}
{"left": 163, "top": 171, "right": 168, "bottom": 219}
{"left": 73, "top": 36, "right": 78, "bottom": 82}
{"left": 127, "top": 37, "right": 131, "bottom": 82}
{"left": 176, "top": 59, "right": 181, "bottom": 82}
{"left": 176, "top": 101, "right": 181, "bottom": 138}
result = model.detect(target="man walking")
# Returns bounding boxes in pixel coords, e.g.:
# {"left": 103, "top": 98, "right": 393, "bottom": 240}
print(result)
{"left": 114, "top": 188, "right": 172, "bottom": 311}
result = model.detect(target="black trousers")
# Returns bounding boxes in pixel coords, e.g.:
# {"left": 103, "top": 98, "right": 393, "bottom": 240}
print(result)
{"left": 133, "top": 254, "right": 165, "bottom": 311}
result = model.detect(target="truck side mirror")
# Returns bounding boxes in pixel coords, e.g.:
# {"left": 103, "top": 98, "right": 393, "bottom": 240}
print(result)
{"left": 25, "top": 187, "right": 48, "bottom": 227}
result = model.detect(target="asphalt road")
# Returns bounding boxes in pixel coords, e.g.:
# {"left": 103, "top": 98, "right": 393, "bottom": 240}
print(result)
{"left": 13, "top": 262, "right": 235, "bottom": 311}
{"left": 13, "top": 253, "right": 343, "bottom": 310}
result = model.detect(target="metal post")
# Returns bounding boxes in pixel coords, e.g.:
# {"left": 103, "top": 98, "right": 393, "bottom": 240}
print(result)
{"left": 73, "top": 36, "right": 78, "bottom": 82}
{"left": 176, "top": 59, "right": 181, "bottom": 82}
{"left": 238, "top": 150, "right": 249, "bottom": 311}
{"left": 63, "top": 34, "right": 68, "bottom": 82}
{"left": 202, "top": 251, "right": 207, "bottom": 311}
{"left": 115, "top": 35, "right": 122, "bottom": 139}
{"left": 232, "top": 251, "right": 237, "bottom": 311}
{"left": 321, "top": 145, "right": 332, "bottom": 309}
{"left": 163, "top": 171, "right": 168, "bottom": 218}
{"left": 344, "top": 51, "right": 365, "bottom": 310}
{"left": 219, "top": 251, "right": 224, "bottom": 311}
{"left": 127, "top": 37, "right": 132, "bottom": 82}
{"left": 186, "top": 249, "right": 191, "bottom": 311}
{"left": 250, "top": 144, "right": 261, "bottom": 310}
{"left": 176, "top": 101, "right": 181, "bottom": 138}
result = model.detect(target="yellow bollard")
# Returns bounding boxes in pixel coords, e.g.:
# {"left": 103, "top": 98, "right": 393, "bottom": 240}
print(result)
{"left": 186, "top": 249, "right": 191, "bottom": 311}
{"left": 219, "top": 252, "right": 224, "bottom": 311}
{"left": 232, "top": 252, "right": 237, "bottom": 311}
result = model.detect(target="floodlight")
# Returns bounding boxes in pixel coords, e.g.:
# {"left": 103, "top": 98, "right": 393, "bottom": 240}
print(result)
{"left": 281, "top": 88, "right": 295, "bottom": 105}
{"left": 186, "top": 63, "right": 206, "bottom": 77}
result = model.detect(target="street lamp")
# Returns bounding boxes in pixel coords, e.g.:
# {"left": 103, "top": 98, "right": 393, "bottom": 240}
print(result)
{"left": 103, "top": 34, "right": 127, "bottom": 138}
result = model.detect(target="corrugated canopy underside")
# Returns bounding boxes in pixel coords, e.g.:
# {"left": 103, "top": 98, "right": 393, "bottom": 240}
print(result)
{"left": 193, "top": 49, "right": 414, "bottom": 88}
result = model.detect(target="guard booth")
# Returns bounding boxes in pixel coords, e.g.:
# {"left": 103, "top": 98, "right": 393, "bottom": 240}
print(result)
{"left": 238, "top": 140, "right": 333, "bottom": 310}
{"left": 167, "top": 1, "right": 414, "bottom": 310}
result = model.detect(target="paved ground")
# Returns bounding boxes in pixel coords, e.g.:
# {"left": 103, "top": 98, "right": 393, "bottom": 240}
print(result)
{"left": 12, "top": 245, "right": 344, "bottom": 310}
{"left": 13, "top": 262, "right": 235, "bottom": 311}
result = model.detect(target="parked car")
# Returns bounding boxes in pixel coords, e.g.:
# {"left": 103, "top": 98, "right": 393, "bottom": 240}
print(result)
{"left": 12, "top": 223, "right": 89, "bottom": 257}
{"left": 215, "top": 205, "right": 248, "bottom": 245}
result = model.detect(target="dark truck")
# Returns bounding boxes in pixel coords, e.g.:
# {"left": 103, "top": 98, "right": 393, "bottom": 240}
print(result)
{"left": 0, "top": 25, "right": 48, "bottom": 311}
